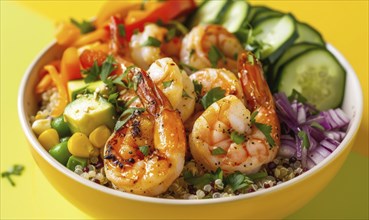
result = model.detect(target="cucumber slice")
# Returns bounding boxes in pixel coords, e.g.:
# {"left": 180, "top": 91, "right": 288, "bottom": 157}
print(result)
{"left": 251, "top": 10, "right": 283, "bottom": 25}
{"left": 269, "top": 43, "right": 322, "bottom": 84}
{"left": 253, "top": 14, "right": 298, "bottom": 64}
{"left": 276, "top": 48, "right": 346, "bottom": 110}
{"left": 295, "top": 22, "right": 325, "bottom": 46}
{"left": 220, "top": 1, "right": 250, "bottom": 33}
{"left": 246, "top": 6, "right": 270, "bottom": 24}
{"left": 187, "top": 0, "right": 229, "bottom": 28}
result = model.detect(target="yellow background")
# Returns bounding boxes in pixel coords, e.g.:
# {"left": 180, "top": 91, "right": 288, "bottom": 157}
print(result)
{"left": 1, "top": 1, "right": 368, "bottom": 219}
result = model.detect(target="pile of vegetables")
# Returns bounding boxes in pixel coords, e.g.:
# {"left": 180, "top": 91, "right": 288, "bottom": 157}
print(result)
{"left": 32, "top": 0, "right": 349, "bottom": 179}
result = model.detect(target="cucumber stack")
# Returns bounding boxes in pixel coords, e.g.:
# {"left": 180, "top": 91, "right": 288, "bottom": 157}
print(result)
{"left": 185, "top": 0, "right": 346, "bottom": 110}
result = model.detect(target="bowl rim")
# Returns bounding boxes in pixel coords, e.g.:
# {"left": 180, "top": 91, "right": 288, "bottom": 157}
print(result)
{"left": 18, "top": 42, "right": 363, "bottom": 205}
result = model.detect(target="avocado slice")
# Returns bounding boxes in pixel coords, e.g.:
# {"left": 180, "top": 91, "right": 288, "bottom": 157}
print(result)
{"left": 64, "top": 94, "right": 116, "bottom": 135}
{"left": 67, "top": 79, "right": 106, "bottom": 101}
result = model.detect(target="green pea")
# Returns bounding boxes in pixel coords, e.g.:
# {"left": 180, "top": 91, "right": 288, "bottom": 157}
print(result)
{"left": 51, "top": 115, "right": 71, "bottom": 137}
{"left": 67, "top": 156, "right": 87, "bottom": 171}
{"left": 49, "top": 141, "right": 72, "bottom": 166}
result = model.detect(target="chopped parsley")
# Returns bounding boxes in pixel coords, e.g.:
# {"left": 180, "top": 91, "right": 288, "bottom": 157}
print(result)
{"left": 201, "top": 87, "right": 226, "bottom": 109}
{"left": 224, "top": 171, "right": 253, "bottom": 191}
{"left": 193, "top": 80, "right": 203, "bottom": 100}
{"left": 211, "top": 147, "right": 226, "bottom": 155}
{"left": 250, "top": 111, "right": 275, "bottom": 148}
{"left": 162, "top": 80, "right": 173, "bottom": 89}
{"left": 184, "top": 167, "right": 223, "bottom": 188}
{"left": 82, "top": 55, "right": 116, "bottom": 84}
{"left": 165, "top": 28, "right": 176, "bottom": 42}
{"left": 288, "top": 89, "right": 308, "bottom": 103}
{"left": 114, "top": 107, "right": 145, "bottom": 131}
{"left": 118, "top": 24, "right": 126, "bottom": 37}
{"left": 138, "top": 145, "right": 150, "bottom": 156}
{"left": 70, "top": 18, "right": 95, "bottom": 34}
{"left": 230, "top": 131, "right": 245, "bottom": 144}
{"left": 298, "top": 131, "right": 310, "bottom": 149}
{"left": 208, "top": 45, "right": 225, "bottom": 68}
{"left": 247, "top": 54, "right": 254, "bottom": 65}
{"left": 1, "top": 164, "right": 25, "bottom": 186}
{"left": 141, "top": 36, "right": 161, "bottom": 47}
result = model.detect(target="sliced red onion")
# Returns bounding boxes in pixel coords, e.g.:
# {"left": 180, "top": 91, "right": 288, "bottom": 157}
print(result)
{"left": 308, "top": 149, "right": 326, "bottom": 165}
{"left": 307, "top": 158, "right": 315, "bottom": 169}
{"left": 320, "top": 138, "right": 340, "bottom": 152}
{"left": 324, "top": 131, "right": 346, "bottom": 142}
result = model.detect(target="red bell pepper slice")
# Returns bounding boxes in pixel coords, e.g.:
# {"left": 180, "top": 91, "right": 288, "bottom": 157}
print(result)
{"left": 124, "top": 0, "right": 196, "bottom": 39}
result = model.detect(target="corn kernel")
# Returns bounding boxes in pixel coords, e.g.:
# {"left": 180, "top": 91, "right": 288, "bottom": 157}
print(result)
{"left": 32, "top": 119, "right": 51, "bottom": 136}
{"left": 68, "top": 132, "right": 94, "bottom": 158}
{"left": 38, "top": 128, "right": 59, "bottom": 150}
{"left": 89, "top": 125, "right": 111, "bottom": 148}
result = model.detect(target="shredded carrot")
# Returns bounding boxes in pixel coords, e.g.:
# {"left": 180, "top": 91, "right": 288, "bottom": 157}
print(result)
{"left": 72, "top": 29, "right": 109, "bottom": 47}
{"left": 60, "top": 47, "right": 82, "bottom": 95}
{"left": 55, "top": 21, "right": 81, "bottom": 46}
{"left": 35, "top": 74, "right": 53, "bottom": 94}
{"left": 44, "top": 65, "right": 68, "bottom": 117}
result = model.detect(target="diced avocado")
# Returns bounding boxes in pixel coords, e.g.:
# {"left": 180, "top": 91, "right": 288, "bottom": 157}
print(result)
{"left": 66, "top": 155, "right": 87, "bottom": 171}
{"left": 64, "top": 94, "right": 116, "bottom": 135}
{"left": 67, "top": 79, "right": 106, "bottom": 101}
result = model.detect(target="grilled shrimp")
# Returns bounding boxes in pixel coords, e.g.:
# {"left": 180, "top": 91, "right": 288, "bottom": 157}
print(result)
{"left": 148, "top": 58, "right": 195, "bottom": 122}
{"left": 104, "top": 68, "right": 186, "bottom": 196}
{"left": 180, "top": 25, "right": 243, "bottom": 73}
{"left": 189, "top": 68, "right": 244, "bottom": 101}
{"left": 184, "top": 68, "right": 244, "bottom": 132}
{"left": 189, "top": 51, "right": 280, "bottom": 174}
{"left": 130, "top": 24, "right": 167, "bottom": 70}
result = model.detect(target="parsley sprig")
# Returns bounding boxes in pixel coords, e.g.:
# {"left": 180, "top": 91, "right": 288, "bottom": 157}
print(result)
{"left": 1, "top": 164, "right": 25, "bottom": 186}
{"left": 70, "top": 18, "right": 95, "bottom": 34}
{"left": 184, "top": 168, "right": 223, "bottom": 188}
{"left": 251, "top": 111, "right": 276, "bottom": 148}
{"left": 200, "top": 87, "right": 226, "bottom": 109}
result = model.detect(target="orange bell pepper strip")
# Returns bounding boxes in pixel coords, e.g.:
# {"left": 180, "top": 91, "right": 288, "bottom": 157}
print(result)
{"left": 72, "top": 28, "right": 109, "bottom": 47}
{"left": 44, "top": 65, "right": 68, "bottom": 117}
{"left": 55, "top": 21, "right": 81, "bottom": 46}
{"left": 124, "top": 0, "right": 196, "bottom": 39}
{"left": 95, "top": 1, "right": 141, "bottom": 28}
{"left": 60, "top": 47, "right": 82, "bottom": 89}
{"left": 35, "top": 74, "right": 53, "bottom": 94}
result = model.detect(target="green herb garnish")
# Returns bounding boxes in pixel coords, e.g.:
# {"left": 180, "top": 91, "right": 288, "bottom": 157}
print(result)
{"left": 70, "top": 18, "right": 95, "bottom": 34}
{"left": 1, "top": 164, "right": 25, "bottom": 186}
{"left": 165, "top": 28, "right": 176, "bottom": 42}
{"left": 114, "top": 107, "right": 145, "bottom": 131}
{"left": 139, "top": 145, "right": 150, "bottom": 156}
{"left": 230, "top": 131, "right": 245, "bottom": 144}
{"left": 208, "top": 45, "right": 224, "bottom": 68}
{"left": 247, "top": 171, "right": 268, "bottom": 180}
{"left": 118, "top": 24, "right": 126, "bottom": 37}
{"left": 83, "top": 61, "right": 100, "bottom": 83}
{"left": 247, "top": 54, "right": 254, "bottom": 65}
{"left": 184, "top": 167, "right": 223, "bottom": 188}
{"left": 82, "top": 55, "right": 116, "bottom": 84}
{"left": 193, "top": 80, "right": 203, "bottom": 100}
{"left": 288, "top": 89, "right": 308, "bottom": 103}
{"left": 250, "top": 111, "right": 275, "bottom": 148}
{"left": 224, "top": 171, "right": 253, "bottom": 191}
{"left": 298, "top": 131, "right": 310, "bottom": 149}
{"left": 141, "top": 36, "right": 161, "bottom": 47}
{"left": 211, "top": 147, "right": 226, "bottom": 155}
{"left": 201, "top": 87, "right": 226, "bottom": 109}
{"left": 162, "top": 80, "right": 173, "bottom": 89}
{"left": 255, "top": 123, "right": 275, "bottom": 148}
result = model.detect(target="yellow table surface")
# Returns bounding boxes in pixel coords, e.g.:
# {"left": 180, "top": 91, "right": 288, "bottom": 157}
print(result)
{"left": 1, "top": 1, "right": 368, "bottom": 219}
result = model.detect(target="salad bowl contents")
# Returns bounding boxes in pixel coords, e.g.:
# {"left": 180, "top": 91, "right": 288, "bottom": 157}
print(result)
{"left": 18, "top": 0, "right": 362, "bottom": 218}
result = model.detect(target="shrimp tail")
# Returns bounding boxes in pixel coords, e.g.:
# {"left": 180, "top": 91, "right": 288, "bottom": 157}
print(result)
{"left": 237, "top": 51, "right": 274, "bottom": 111}
{"left": 133, "top": 68, "right": 172, "bottom": 115}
